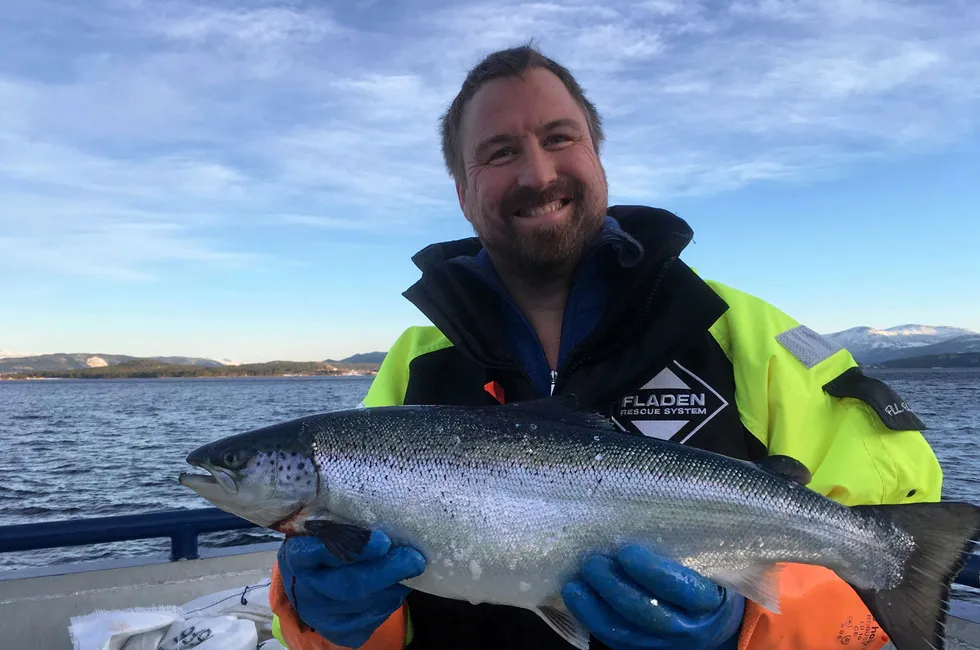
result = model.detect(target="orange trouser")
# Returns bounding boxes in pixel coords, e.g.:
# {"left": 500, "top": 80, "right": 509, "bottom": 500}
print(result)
{"left": 271, "top": 561, "right": 890, "bottom": 650}
{"left": 737, "top": 563, "right": 889, "bottom": 650}
{"left": 270, "top": 561, "right": 408, "bottom": 650}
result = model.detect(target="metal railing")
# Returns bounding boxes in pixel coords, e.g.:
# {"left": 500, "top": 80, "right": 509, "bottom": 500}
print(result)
{"left": 0, "top": 507, "right": 978, "bottom": 588}
{"left": 0, "top": 507, "right": 260, "bottom": 562}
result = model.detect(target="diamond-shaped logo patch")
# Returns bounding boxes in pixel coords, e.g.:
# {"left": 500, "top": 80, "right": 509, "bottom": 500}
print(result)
{"left": 613, "top": 361, "right": 729, "bottom": 444}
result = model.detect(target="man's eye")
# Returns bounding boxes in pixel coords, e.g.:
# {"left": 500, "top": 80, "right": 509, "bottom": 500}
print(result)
{"left": 489, "top": 147, "right": 516, "bottom": 161}
{"left": 545, "top": 134, "right": 571, "bottom": 145}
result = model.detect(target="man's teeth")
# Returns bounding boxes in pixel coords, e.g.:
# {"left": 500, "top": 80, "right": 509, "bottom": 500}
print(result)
{"left": 521, "top": 200, "right": 566, "bottom": 218}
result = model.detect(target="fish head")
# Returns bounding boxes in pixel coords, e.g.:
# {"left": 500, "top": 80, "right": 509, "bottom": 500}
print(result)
{"left": 179, "top": 419, "right": 318, "bottom": 530}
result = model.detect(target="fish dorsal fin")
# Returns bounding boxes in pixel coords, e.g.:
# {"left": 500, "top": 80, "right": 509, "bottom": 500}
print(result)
{"left": 500, "top": 395, "right": 619, "bottom": 433}
{"left": 754, "top": 455, "right": 812, "bottom": 485}
{"left": 535, "top": 599, "right": 590, "bottom": 649}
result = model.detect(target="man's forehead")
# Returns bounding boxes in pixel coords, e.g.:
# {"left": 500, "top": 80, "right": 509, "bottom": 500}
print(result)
{"left": 461, "top": 68, "right": 587, "bottom": 149}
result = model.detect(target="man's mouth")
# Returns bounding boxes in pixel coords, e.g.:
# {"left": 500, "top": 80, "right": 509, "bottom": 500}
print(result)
{"left": 514, "top": 197, "right": 571, "bottom": 218}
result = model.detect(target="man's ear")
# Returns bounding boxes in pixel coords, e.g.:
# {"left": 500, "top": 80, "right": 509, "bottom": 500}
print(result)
{"left": 456, "top": 180, "right": 472, "bottom": 223}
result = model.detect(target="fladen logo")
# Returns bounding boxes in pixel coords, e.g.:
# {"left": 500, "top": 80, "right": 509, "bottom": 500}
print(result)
{"left": 614, "top": 361, "right": 729, "bottom": 444}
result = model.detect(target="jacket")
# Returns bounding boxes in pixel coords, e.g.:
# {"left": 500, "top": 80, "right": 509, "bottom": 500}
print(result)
{"left": 270, "top": 205, "right": 943, "bottom": 650}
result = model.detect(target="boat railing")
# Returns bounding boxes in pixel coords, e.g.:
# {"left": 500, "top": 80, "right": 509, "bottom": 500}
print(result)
{"left": 0, "top": 507, "right": 979, "bottom": 590}
{"left": 0, "top": 507, "right": 262, "bottom": 563}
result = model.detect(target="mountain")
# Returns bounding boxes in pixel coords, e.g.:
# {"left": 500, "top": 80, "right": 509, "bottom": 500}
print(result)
{"left": 4, "top": 358, "right": 380, "bottom": 379}
{"left": 824, "top": 325, "right": 978, "bottom": 365}
{"left": 328, "top": 352, "right": 387, "bottom": 364}
{"left": 0, "top": 353, "right": 225, "bottom": 374}
{"left": 874, "top": 352, "right": 980, "bottom": 369}
{"left": 0, "top": 350, "right": 35, "bottom": 360}
{"left": 862, "top": 334, "right": 980, "bottom": 363}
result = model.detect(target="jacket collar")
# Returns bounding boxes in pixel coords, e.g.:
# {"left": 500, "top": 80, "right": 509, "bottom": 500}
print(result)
{"left": 402, "top": 205, "right": 700, "bottom": 371}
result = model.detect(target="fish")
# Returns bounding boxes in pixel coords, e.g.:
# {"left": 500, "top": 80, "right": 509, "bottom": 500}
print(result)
{"left": 178, "top": 396, "right": 980, "bottom": 650}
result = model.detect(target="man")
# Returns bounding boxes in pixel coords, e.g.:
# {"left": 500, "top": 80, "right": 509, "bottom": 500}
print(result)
{"left": 268, "top": 45, "right": 943, "bottom": 650}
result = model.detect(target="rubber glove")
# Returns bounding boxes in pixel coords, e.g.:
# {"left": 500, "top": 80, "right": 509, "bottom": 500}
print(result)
{"left": 277, "top": 530, "right": 426, "bottom": 648}
{"left": 562, "top": 545, "right": 745, "bottom": 650}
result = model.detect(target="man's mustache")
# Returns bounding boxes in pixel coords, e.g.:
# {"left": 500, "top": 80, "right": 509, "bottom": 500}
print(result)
{"left": 499, "top": 178, "right": 583, "bottom": 217}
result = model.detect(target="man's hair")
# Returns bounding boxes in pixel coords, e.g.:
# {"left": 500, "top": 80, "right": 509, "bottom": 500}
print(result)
{"left": 439, "top": 42, "right": 604, "bottom": 184}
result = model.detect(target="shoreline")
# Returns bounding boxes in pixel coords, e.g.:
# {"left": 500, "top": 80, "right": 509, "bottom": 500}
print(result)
{"left": 0, "top": 372, "right": 377, "bottom": 381}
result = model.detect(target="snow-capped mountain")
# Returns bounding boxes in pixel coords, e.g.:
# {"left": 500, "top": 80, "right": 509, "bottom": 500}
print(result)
{"left": 0, "top": 349, "right": 35, "bottom": 359}
{"left": 824, "top": 325, "right": 979, "bottom": 364}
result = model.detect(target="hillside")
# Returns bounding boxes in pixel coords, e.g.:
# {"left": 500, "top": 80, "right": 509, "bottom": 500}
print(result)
{"left": 824, "top": 325, "right": 978, "bottom": 364}
{"left": 332, "top": 351, "right": 387, "bottom": 364}
{"left": 0, "top": 351, "right": 387, "bottom": 376}
{"left": 0, "top": 352, "right": 224, "bottom": 374}
{"left": 4, "top": 358, "right": 380, "bottom": 379}
{"left": 872, "top": 352, "right": 980, "bottom": 369}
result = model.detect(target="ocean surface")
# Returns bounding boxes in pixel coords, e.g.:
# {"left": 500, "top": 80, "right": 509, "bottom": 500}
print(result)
{"left": 1, "top": 370, "right": 978, "bottom": 604}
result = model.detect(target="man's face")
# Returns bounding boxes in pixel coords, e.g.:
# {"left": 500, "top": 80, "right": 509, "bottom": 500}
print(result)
{"left": 455, "top": 67, "right": 608, "bottom": 277}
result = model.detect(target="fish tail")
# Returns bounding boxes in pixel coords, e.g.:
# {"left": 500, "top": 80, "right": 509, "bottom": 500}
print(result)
{"left": 850, "top": 501, "right": 980, "bottom": 650}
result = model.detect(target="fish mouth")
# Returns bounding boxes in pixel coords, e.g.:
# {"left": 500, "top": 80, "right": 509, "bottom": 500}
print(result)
{"left": 179, "top": 464, "right": 238, "bottom": 495}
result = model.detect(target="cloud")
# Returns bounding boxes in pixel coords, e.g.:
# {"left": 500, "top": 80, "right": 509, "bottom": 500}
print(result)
{"left": 1, "top": 0, "right": 978, "bottom": 282}
{"left": 146, "top": 5, "right": 341, "bottom": 44}
{"left": 274, "top": 214, "right": 390, "bottom": 232}
{"left": 403, "top": 0, "right": 980, "bottom": 199}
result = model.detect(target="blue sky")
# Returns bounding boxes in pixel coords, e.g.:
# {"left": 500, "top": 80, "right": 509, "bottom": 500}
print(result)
{"left": 1, "top": 0, "right": 978, "bottom": 363}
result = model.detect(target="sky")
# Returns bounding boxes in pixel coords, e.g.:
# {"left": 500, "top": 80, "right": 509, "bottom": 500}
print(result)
{"left": 1, "top": 0, "right": 978, "bottom": 363}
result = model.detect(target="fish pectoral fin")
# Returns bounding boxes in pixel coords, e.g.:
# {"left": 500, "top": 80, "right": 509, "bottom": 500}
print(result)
{"left": 712, "top": 564, "right": 784, "bottom": 614}
{"left": 304, "top": 520, "right": 372, "bottom": 563}
{"left": 535, "top": 600, "right": 590, "bottom": 650}
{"left": 753, "top": 455, "right": 812, "bottom": 485}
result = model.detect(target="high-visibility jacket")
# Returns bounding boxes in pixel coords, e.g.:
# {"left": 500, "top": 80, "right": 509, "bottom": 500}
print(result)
{"left": 270, "top": 205, "right": 942, "bottom": 650}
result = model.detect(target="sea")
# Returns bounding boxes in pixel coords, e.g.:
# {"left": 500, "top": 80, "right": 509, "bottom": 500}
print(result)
{"left": 1, "top": 370, "right": 978, "bottom": 605}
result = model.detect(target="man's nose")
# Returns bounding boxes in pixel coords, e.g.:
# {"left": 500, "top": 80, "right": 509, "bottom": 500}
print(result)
{"left": 517, "top": 142, "right": 558, "bottom": 190}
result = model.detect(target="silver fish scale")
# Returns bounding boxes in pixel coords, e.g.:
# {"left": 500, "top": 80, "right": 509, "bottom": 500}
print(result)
{"left": 299, "top": 406, "right": 913, "bottom": 608}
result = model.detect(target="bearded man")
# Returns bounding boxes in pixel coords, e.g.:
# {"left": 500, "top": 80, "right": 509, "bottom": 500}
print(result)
{"left": 268, "top": 44, "right": 941, "bottom": 650}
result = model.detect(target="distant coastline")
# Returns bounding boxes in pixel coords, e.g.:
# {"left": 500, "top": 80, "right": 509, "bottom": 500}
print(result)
{"left": 4, "top": 353, "right": 978, "bottom": 380}
{"left": 0, "top": 359, "right": 380, "bottom": 380}
{"left": 865, "top": 351, "right": 980, "bottom": 370}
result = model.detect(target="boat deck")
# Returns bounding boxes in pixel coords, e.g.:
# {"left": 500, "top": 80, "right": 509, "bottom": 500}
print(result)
{"left": 0, "top": 543, "right": 280, "bottom": 649}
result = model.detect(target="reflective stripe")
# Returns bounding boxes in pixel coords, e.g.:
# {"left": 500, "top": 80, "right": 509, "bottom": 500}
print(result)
{"left": 272, "top": 614, "right": 287, "bottom": 648}
{"left": 405, "top": 605, "right": 414, "bottom": 646}
{"left": 775, "top": 325, "right": 844, "bottom": 369}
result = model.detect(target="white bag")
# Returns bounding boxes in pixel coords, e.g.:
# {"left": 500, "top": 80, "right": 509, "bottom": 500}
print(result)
{"left": 179, "top": 580, "right": 273, "bottom": 638}
{"left": 69, "top": 608, "right": 258, "bottom": 650}
{"left": 154, "top": 616, "right": 258, "bottom": 650}
{"left": 69, "top": 607, "right": 182, "bottom": 650}
{"left": 69, "top": 580, "right": 273, "bottom": 650}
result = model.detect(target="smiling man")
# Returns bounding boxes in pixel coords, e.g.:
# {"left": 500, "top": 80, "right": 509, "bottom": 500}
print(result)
{"left": 268, "top": 44, "right": 944, "bottom": 650}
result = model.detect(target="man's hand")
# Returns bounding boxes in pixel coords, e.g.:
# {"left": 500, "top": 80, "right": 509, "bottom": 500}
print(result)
{"left": 562, "top": 545, "right": 745, "bottom": 650}
{"left": 277, "top": 530, "right": 426, "bottom": 648}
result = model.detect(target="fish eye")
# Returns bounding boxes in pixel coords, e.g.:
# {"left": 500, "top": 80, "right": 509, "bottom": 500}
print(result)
{"left": 221, "top": 450, "right": 244, "bottom": 469}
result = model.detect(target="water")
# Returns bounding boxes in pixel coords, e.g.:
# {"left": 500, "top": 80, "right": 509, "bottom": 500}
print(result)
{"left": 0, "top": 376, "right": 373, "bottom": 569}
{"left": 1, "top": 370, "right": 978, "bottom": 605}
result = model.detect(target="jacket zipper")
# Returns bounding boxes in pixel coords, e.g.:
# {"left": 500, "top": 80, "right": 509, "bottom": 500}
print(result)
{"left": 551, "top": 256, "right": 676, "bottom": 397}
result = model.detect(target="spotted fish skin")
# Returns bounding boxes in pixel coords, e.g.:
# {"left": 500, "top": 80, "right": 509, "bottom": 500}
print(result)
{"left": 180, "top": 397, "right": 980, "bottom": 650}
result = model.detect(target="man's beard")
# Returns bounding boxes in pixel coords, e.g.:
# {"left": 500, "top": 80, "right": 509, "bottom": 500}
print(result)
{"left": 468, "top": 175, "right": 607, "bottom": 279}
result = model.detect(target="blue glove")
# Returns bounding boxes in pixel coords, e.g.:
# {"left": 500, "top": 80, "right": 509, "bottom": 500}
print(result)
{"left": 277, "top": 530, "right": 426, "bottom": 648}
{"left": 562, "top": 545, "right": 745, "bottom": 650}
